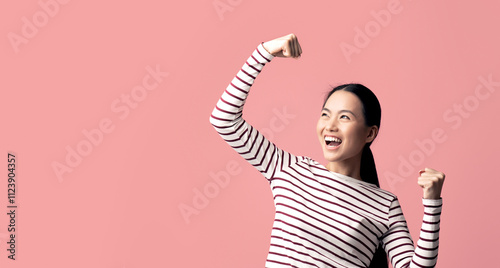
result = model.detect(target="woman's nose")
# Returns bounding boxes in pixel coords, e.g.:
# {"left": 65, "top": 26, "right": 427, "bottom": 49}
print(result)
{"left": 325, "top": 119, "right": 338, "bottom": 132}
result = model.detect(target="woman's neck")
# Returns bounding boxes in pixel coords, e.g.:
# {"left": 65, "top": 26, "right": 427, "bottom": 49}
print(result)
{"left": 326, "top": 154, "right": 362, "bottom": 181}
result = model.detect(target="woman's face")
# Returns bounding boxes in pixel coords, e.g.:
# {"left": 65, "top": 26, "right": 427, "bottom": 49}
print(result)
{"left": 316, "top": 90, "right": 377, "bottom": 164}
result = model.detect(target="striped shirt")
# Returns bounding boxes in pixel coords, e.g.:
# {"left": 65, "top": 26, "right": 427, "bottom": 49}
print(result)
{"left": 209, "top": 43, "right": 442, "bottom": 268}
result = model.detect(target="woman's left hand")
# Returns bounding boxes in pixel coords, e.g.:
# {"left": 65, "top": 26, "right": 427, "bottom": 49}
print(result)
{"left": 418, "top": 168, "right": 445, "bottom": 199}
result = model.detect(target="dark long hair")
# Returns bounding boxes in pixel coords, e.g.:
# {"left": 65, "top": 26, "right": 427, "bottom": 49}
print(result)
{"left": 323, "top": 83, "right": 388, "bottom": 268}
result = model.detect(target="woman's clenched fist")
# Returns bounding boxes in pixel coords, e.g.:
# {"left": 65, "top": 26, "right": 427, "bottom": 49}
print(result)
{"left": 418, "top": 168, "right": 446, "bottom": 199}
{"left": 262, "top": 33, "right": 302, "bottom": 58}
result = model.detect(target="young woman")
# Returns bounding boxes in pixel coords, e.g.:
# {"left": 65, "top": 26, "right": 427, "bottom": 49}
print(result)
{"left": 209, "top": 33, "right": 445, "bottom": 268}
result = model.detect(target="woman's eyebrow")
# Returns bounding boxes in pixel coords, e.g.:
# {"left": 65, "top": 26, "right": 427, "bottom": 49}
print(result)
{"left": 339, "top": 109, "right": 357, "bottom": 117}
{"left": 322, "top": 107, "right": 357, "bottom": 118}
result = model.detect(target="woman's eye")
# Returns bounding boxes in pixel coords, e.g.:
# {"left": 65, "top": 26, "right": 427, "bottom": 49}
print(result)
{"left": 340, "top": 115, "right": 350, "bottom": 120}
{"left": 321, "top": 113, "right": 328, "bottom": 117}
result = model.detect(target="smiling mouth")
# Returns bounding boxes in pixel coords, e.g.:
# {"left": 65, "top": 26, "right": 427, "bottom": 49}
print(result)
{"left": 325, "top": 136, "right": 342, "bottom": 148}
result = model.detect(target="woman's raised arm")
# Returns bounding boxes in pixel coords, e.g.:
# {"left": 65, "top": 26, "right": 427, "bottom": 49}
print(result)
{"left": 209, "top": 34, "right": 302, "bottom": 181}
{"left": 382, "top": 168, "right": 445, "bottom": 268}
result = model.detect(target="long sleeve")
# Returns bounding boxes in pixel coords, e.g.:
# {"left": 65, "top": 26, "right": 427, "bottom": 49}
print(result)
{"left": 382, "top": 198, "right": 443, "bottom": 268}
{"left": 209, "top": 43, "right": 298, "bottom": 181}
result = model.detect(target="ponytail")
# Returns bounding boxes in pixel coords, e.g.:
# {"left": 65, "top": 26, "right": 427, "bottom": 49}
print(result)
{"left": 360, "top": 145, "right": 379, "bottom": 187}
{"left": 362, "top": 145, "right": 388, "bottom": 268}
{"left": 369, "top": 244, "right": 388, "bottom": 268}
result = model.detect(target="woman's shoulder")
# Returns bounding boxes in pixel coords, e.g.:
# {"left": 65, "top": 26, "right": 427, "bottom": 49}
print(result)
{"left": 299, "top": 155, "right": 399, "bottom": 198}
{"left": 373, "top": 186, "right": 398, "bottom": 201}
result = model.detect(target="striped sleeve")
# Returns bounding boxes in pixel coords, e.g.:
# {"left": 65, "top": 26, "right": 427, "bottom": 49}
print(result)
{"left": 209, "top": 43, "right": 297, "bottom": 180}
{"left": 382, "top": 198, "right": 442, "bottom": 268}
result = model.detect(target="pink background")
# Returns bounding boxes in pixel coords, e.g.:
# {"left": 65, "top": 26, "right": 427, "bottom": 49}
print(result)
{"left": 1, "top": 0, "right": 499, "bottom": 267}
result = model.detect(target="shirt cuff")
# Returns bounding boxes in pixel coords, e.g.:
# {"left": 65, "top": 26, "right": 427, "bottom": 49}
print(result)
{"left": 422, "top": 198, "right": 443, "bottom": 206}
{"left": 258, "top": 42, "right": 275, "bottom": 61}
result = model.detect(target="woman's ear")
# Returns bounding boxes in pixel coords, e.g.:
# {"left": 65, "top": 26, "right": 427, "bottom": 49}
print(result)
{"left": 366, "top": 126, "right": 379, "bottom": 143}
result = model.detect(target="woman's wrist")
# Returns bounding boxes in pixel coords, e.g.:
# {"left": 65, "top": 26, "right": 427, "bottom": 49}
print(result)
{"left": 262, "top": 41, "right": 274, "bottom": 55}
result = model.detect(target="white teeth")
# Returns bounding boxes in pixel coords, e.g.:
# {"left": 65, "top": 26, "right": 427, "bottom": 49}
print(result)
{"left": 325, "top": 136, "right": 342, "bottom": 143}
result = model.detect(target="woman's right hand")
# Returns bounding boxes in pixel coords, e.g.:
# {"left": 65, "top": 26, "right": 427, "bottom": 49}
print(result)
{"left": 262, "top": 33, "right": 302, "bottom": 58}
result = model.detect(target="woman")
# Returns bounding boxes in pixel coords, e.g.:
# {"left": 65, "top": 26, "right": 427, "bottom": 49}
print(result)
{"left": 209, "top": 33, "right": 445, "bottom": 268}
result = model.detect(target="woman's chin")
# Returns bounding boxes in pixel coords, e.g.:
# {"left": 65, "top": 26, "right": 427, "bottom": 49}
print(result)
{"left": 323, "top": 153, "right": 341, "bottom": 163}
